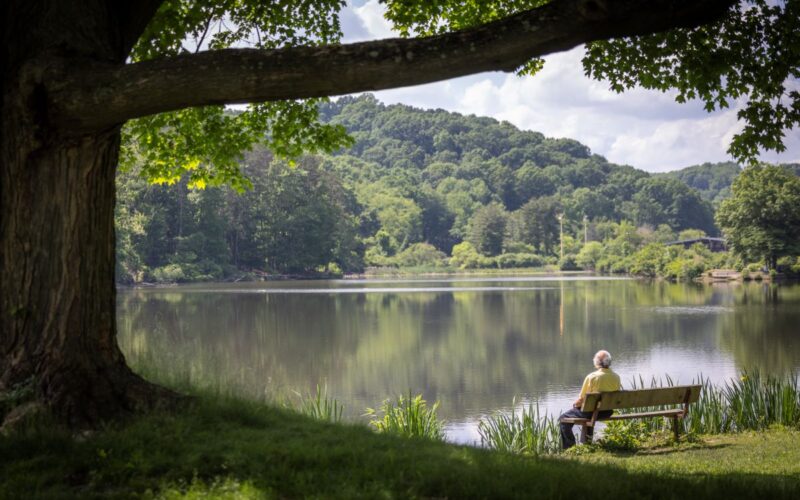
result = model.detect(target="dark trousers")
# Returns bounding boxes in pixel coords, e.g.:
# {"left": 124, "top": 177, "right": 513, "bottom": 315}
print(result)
{"left": 559, "top": 408, "right": 613, "bottom": 449}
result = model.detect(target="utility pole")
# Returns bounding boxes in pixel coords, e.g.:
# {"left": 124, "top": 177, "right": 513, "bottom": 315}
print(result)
{"left": 558, "top": 213, "right": 564, "bottom": 261}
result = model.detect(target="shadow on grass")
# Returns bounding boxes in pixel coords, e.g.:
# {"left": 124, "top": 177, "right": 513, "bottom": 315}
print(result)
{"left": 1, "top": 397, "right": 798, "bottom": 499}
{"left": 607, "top": 441, "right": 731, "bottom": 457}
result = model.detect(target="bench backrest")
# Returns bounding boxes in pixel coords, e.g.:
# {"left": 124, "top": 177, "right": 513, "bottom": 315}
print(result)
{"left": 581, "top": 385, "right": 702, "bottom": 412}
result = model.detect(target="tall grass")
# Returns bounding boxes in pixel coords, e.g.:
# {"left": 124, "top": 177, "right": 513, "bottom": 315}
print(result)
{"left": 477, "top": 371, "right": 800, "bottom": 456}
{"left": 296, "top": 385, "right": 344, "bottom": 423}
{"left": 364, "top": 393, "right": 445, "bottom": 440}
{"left": 718, "top": 370, "right": 800, "bottom": 432}
{"left": 619, "top": 370, "right": 800, "bottom": 435}
{"left": 477, "top": 399, "right": 560, "bottom": 455}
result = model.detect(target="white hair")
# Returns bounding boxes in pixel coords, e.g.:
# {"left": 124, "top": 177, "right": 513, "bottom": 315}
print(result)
{"left": 594, "top": 350, "right": 612, "bottom": 368}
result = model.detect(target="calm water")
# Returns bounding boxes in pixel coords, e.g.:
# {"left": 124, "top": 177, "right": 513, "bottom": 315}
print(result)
{"left": 117, "top": 276, "right": 800, "bottom": 444}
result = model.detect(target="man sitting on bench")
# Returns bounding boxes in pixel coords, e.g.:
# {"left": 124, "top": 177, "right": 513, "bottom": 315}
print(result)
{"left": 559, "top": 350, "right": 621, "bottom": 449}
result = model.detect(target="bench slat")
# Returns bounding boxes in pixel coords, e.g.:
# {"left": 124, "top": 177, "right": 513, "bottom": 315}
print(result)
{"left": 560, "top": 409, "right": 684, "bottom": 424}
{"left": 581, "top": 385, "right": 701, "bottom": 412}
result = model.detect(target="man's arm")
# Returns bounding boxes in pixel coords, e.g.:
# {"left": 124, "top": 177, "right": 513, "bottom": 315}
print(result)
{"left": 574, "top": 375, "right": 591, "bottom": 408}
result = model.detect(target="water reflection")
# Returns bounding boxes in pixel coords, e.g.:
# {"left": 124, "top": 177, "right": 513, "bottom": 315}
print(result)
{"left": 117, "top": 278, "right": 800, "bottom": 444}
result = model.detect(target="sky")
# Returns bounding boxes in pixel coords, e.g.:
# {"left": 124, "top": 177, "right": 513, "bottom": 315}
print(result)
{"left": 339, "top": 0, "right": 800, "bottom": 173}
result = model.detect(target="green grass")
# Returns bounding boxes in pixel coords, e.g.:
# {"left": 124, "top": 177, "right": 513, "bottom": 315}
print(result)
{"left": 2, "top": 395, "right": 799, "bottom": 499}
{"left": 573, "top": 428, "right": 800, "bottom": 487}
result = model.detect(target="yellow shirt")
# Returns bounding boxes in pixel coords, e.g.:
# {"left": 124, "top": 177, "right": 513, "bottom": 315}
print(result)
{"left": 578, "top": 368, "right": 621, "bottom": 399}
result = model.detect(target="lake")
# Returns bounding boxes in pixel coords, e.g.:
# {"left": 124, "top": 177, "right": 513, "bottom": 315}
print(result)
{"left": 117, "top": 276, "right": 800, "bottom": 444}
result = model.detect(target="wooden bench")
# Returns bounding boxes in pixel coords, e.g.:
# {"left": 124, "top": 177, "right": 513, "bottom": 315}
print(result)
{"left": 559, "top": 384, "right": 702, "bottom": 444}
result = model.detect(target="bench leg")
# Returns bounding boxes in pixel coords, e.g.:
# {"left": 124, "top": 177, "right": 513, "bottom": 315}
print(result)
{"left": 579, "top": 424, "right": 592, "bottom": 445}
{"left": 672, "top": 416, "right": 680, "bottom": 442}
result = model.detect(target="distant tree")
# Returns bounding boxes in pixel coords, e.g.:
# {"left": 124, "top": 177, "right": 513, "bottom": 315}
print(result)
{"left": 468, "top": 203, "right": 509, "bottom": 256}
{"left": 633, "top": 177, "right": 717, "bottom": 234}
{"left": 415, "top": 187, "right": 457, "bottom": 253}
{"left": 576, "top": 241, "right": 604, "bottom": 270}
{"left": 716, "top": 165, "right": 800, "bottom": 269}
{"left": 513, "top": 196, "right": 561, "bottom": 255}
{"left": 513, "top": 162, "right": 556, "bottom": 205}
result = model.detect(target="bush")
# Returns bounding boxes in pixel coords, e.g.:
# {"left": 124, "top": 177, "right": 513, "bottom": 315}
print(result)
{"left": 393, "top": 243, "right": 447, "bottom": 268}
{"left": 576, "top": 241, "right": 604, "bottom": 270}
{"left": 150, "top": 264, "right": 186, "bottom": 283}
{"left": 503, "top": 241, "right": 536, "bottom": 254}
{"left": 663, "top": 256, "right": 705, "bottom": 281}
{"left": 449, "top": 242, "right": 494, "bottom": 269}
{"left": 599, "top": 420, "right": 649, "bottom": 451}
{"left": 559, "top": 254, "right": 579, "bottom": 271}
{"left": 628, "top": 243, "right": 669, "bottom": 277}
{"left": 494, "top": 253, "right": 545, "bottom": 269}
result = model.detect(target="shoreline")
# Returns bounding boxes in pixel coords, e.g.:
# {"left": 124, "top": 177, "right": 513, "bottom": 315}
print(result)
{"left": 115, "top": 267, "right": 800, "bottom": 289}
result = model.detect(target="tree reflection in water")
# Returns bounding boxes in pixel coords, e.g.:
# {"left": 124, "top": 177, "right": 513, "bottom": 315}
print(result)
{"left": 117, "top": 279, "right": 800, "bottom": 433}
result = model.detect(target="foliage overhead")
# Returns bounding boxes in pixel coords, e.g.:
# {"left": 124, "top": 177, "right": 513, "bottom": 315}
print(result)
{"left": 118, "top": 0, "right": 798, "bottom": 191}
{"left": 121, "top": 0, "right": 353, "bottom": 190}
{"left": 584, "top": 0, "right": 800, "bottom": 162}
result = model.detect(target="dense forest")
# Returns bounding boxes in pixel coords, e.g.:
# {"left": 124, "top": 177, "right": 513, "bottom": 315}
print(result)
{"left": 115, "top": 95, "right": 794, "bottom": 283}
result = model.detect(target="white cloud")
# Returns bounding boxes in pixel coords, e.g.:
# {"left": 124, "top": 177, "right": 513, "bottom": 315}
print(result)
{"left": 340, "top": 2, "right": 800, "bottom": 172}
{"left": 352, "top": 0, "right": 397, "bottom": 40}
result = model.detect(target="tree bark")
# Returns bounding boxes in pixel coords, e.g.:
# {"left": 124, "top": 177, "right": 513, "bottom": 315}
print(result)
{"left": 0, "top": 87, "right": 177, "bottom": 428}
{"left": 0, "top": 0, "right": 178, "bottom": 429}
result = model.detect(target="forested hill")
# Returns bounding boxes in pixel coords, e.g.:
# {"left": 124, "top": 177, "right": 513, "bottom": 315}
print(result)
{"left": 661, "top": 161, "right": 800, "bottom": 206}
{"left": 118, "top": 94, "right": 747, "bottom": 283}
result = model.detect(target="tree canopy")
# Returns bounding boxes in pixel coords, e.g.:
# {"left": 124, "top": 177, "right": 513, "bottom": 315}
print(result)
{"left": 112, "top": 0, "right": 800, "bottom": 191}
{"left": 716, "top": 165, "right": 800, "bottom": 268}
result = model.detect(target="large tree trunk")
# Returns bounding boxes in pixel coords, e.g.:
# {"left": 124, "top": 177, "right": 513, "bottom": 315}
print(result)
{"left": 0, "top": 97, "right": 175, "bottom": 428}
{"left": 0, "top": 0, "right": 176, "bottom": 429}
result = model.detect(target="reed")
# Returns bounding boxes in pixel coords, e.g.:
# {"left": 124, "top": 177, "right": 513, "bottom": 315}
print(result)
{"left": 364, "top": 393, "right": 445, "bottom": 440}
{"left": 477, "top": 399, "right": 560, "bottom": 455}
{"left": 619, "top": 370, "right": 800, "bottom": 435}
{"left": 297, "top": 384, "right": 344, "bottom": 423}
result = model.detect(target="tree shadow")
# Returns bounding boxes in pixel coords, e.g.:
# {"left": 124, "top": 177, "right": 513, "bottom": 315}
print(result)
{"left": 0, "top": 398, "right": 797, "bottom": 499}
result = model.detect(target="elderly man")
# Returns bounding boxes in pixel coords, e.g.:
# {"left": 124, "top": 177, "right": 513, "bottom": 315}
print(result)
{"left": 559, "top": 350, "right": 621, "bottom": 449}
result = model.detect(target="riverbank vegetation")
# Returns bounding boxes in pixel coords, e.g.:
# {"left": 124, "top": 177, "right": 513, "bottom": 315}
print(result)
{"left": 474, "top": 371, "right": 800, "bottom": 460}
{"left": 2, "top": 377, "right": 799, "bottom": 498}
{"left": 116, "top": 95, "right": 800, "bottom": 284}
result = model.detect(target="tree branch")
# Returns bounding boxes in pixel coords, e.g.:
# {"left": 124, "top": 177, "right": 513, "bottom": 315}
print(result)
{"left": 53, "top": 0, "right": 735, "bottom": 131}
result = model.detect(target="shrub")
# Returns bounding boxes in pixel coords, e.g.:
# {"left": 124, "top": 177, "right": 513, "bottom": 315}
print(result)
{"left": 393, "top": 243, "right": 447, "bottom": 268}
{"left": 449, "top": 242, "right": 493, "bottom": 269}
{"left": 576, "top": 241, "right": 604, "bottom": 270}
{"left": 599, "top": 420, "right": 650, "bottom": 451}
{"left": 503, "top": 241, "right": 536, "bottom": 254}
{"left": 559, "top": 254, "right": 579, "bottom": 271}
{"left": 493, "top": 253, "right": 545, "bottom": 269}
{"left": 150, "top": 264, "right": 186, "bottom": 283}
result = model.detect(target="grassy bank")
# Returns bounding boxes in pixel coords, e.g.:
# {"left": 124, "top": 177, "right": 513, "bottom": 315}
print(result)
{"left": 2, "top": 395, "right": 799, "bottom": 499}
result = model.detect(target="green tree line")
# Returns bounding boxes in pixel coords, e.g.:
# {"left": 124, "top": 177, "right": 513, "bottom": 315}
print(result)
{"left": 115, "top": 95, "right": 797, "bottom": 283}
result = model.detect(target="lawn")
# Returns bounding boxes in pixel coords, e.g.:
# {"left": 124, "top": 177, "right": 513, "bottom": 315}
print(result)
{"left": 1, "top": 398, "right": 798, "bottom": 499}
